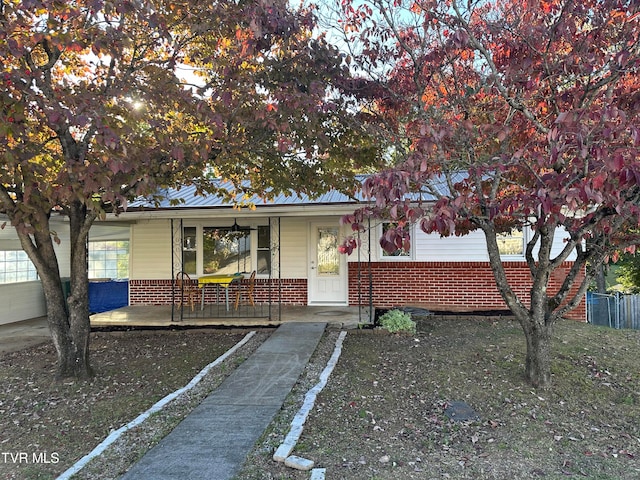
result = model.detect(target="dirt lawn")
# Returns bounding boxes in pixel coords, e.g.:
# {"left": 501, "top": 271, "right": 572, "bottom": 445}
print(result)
{"left": 1, "top": 317, "right": 639, "bottom": 480}
{"left": 237, "top": 316, "right": 640, "bottom": 480}
{"left": 0, "top": 327, "right": 267, "bottom": 480}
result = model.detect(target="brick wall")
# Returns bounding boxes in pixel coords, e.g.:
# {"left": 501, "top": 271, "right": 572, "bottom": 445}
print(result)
{"left": 129, "top": 278, "right": 308, "bottom": 306}
{"left": 129, "top": 279, "right": 172, "bottom": 305}
{"left": 129, "top": 260, "right": 586, "bottom": 321}
{"left": 348, "top": 261, "right": 586, "bottom": 321}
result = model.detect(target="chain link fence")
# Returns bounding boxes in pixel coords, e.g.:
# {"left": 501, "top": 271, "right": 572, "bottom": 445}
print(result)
{"left": 587, "top": 292, "right": 640, "bottom": 330}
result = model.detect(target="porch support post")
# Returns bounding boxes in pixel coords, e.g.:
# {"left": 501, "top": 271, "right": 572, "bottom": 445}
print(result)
{"left": 357, "top": 225, "right": 362, "bottom": 323}
{"left": 277, "top": 217, "right": 282, "bottom": 321}
{"left": 170, "top": 219, "right": 184, "bottom": 322}
{"left": 267, "top": 216, "right": 282, "bottom": 322}
{"left": 368, "top": 217, "right": 373, "bottom": 323}
{"left": 356, "top": 217, "right": 374, "bottom": 325}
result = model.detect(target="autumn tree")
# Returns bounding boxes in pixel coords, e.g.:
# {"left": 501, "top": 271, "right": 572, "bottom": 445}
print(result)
{"left": 333, "top": 0, "right": 640, "bottom": 387}
{"left": 0, "top": 0, "right": 372, "bottom": 379}
{"left": 172, "top": 0, "right": 378, "bottom": 199}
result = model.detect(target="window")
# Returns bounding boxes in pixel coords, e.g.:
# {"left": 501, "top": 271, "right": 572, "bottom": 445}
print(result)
{"left": 88, "top": 241, "right": 129, "bottom": 279}
{"left": 0, "top": 250, "right": 38, "bottom": 284}
{"left": 497, "top": 229, "right": 525, "bottom": 256}
{"left": 184, "top": 224, "right": 271, "bottom": 276}
{"left": 256, "top": 225, "right": 271, "bottom": 274}
{"left": 203, "top": 227, "right": 251, "bottom": 275}
{"left": 381, "top": 222, "right": 411, "bottom": 258}
{"left": 183, "top": 227, "right": 197, "bottom": 275}
{"left": 317, "top": 227, "right": 340, "bottom": 275}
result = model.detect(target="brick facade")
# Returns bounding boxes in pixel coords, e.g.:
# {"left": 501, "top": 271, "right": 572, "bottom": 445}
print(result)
{"left": 129, "top": 278, "right": 308, "bottom": 306}
{"left": 348, "top": 261, "right": 586, "bottom": 321}
{"left": 129, "top": 261, "right": 586, "bottom": 321}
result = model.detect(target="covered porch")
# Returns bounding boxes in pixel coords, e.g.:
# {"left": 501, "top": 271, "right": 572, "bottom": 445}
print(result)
{"left": 90, "top": 305, "right": 363, "bottom": 329}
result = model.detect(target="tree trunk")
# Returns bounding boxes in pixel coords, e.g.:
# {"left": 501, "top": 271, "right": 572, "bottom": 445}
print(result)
{"left": 40, "top": 248, "right": 93, "bottom": 380}
{"left": 40, "top": 274, "right": 78, "bottom": 378}
{"left": 27, "top": 203, "right": 94, "bottom": 380}
{"left": 595, "top": 263, "right": 607, "bottom": 294}
{"left": 60, "top": 203, "right": 93, "bottom": 379}
{"left": 53, "top": 273, "right": 92, "bottom": 379}
{"left": 519, "top": 316, "right": 553, "bottom": 388}
{"left": 58, "top": 295, "right": 92, "bottom": 379}
{"left": 481, "top": 223, "right": 556, "bottom": 388}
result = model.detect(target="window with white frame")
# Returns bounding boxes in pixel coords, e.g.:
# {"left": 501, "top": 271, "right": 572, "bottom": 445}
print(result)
{"left": 497, "top": 229, "right": 525, "bottom": 256}
{"left": 0, "top": 250, "right": 38, "bottom": 283}
{"left": 88, "top": 241, "right": 129, "bottom": 279}
{"left": 380, "top": 222, "right": 412, "bottom": 258}
{"left": 256, "top": 225, "right": 272, "bottom": 274}
{"left": 183, "top": 226, "right": 197, "bottom": 275}
{"left": 203, "top": 227, "right": 251, "bottom": 275}
{"left": 183, "top": 224, "right": 271, "bottom": 276}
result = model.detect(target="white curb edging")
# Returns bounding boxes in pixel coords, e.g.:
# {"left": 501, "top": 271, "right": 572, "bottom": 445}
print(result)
{"left": 273, "top": 330, "right": 347, "bottom": 462}
{"left": 310, "top": 468, "right": 326, "bottom": 480}
{"left": 56, "top": 330, "right": 257, "bottom": 480}
{"left": 284, "top": 455, "right": 314, "bottom": 470}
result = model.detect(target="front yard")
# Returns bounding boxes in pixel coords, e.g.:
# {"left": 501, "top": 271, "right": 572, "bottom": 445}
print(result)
{"left": 1, "top": 317, "right": 639, "bottom": 480}
{"left": 238, "top": 317, "right": 640, "bottom": 480}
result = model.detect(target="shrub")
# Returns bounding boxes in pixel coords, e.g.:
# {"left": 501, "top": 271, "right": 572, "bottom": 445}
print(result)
{"left": 379, "top": 309, "right": 416, "bottom": 334}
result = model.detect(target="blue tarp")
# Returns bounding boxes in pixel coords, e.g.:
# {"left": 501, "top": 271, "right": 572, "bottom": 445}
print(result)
{"left": 89, "top": 280, "right": 129, "bottom": 313}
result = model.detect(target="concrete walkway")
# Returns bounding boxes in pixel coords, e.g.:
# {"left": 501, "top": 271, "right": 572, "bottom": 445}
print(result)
{"left": 0, "top": 316, "right": 49, "bottom": 355}
{"left": 120, "top": 321, "right": 327, "bottom": 480}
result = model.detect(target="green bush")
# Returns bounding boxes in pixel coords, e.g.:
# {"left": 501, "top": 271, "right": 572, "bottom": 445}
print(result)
{"left": 379, "top": 309, "right": 416, "bottom": 334}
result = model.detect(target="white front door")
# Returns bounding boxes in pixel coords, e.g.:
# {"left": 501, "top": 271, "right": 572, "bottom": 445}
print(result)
{"left": 308, "top": 223, "right": 348, "bottom": 305}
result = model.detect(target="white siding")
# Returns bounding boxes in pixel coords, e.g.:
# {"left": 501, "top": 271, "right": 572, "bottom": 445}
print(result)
{"left": 53, "top": 237, "right": 71, "bottom": 277}
{"left": 130, "top": 219, "right": 172, "bottom": 279}
{"left": 279, "top": 218, "right": 308, "bottom": 278}
{"left": 550, "top": 228, "right": 576, "bottom": 259}
{"left": 357, "top": 224, "right": 577, "bottom": 262}
{"left": 414, "top": 227, "right": 577, "bottom": 262}
{"left": 0, "top": 239, "right": 22, "bottom": 249}
{"left": 0, "top": 281, "right": 46, "bottom": 325}
{"left": 0, "top": 218, "right": 70, "bottom": 324}
{"left": 126, "top": 217, "right": 320, "bottom": 280}
{"left": 125, "top": 215, "right": 578, "bottom": 282}
{"left": 347, "top": 221, "right": 491, "bottom": 262}
{"left": 414, "top": 229, "right": 490, "bottom": 261}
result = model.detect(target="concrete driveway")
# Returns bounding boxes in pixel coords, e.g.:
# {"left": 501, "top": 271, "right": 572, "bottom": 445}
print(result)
{"left": 0, "top": 317, "right": 50, "bottom": 355}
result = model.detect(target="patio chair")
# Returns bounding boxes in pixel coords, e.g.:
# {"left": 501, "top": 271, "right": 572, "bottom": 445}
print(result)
{"left": 235, "top": 270, "right": 256, "bottom": 310}
{"left": 175, "top": 271, "right": 200, "bottom": 312}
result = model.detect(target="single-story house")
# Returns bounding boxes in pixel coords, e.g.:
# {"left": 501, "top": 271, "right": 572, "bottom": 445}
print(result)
{"left": 0, "top": 178, "right": 586, "bottom": 325}
{"left": 104, "top": 179, "right": 587, "bottom": 321}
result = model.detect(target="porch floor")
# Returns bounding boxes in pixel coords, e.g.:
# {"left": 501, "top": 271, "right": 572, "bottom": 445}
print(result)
{"left": 90, "top": 305, "right": 367, "bottom": 329}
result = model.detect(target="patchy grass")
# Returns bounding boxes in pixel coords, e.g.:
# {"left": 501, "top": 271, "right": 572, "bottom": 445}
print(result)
{"left": 236, "top": 317, "right": 640, "bottom": 480}
{"left": 2, "top": 318, "right": 639, "bottom": 480}
{"left": 0, "top": 328, "right": 253, "bottom": 480}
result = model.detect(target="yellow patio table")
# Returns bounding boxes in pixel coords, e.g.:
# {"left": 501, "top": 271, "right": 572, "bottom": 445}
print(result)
{"left": 197, "top": 273, "right": 244, "bottom": 311}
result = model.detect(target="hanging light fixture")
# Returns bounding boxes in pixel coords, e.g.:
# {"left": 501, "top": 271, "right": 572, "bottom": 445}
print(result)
{"left": 229, "top": 218, "right": 256, "bottom": 233}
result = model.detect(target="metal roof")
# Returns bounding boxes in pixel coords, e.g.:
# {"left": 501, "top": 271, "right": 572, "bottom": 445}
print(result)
{"left": 128, "top": 173, "right": 463, "bottom": 211}
{"left": 129, "top": 176, "right": 367, "bottom": 211}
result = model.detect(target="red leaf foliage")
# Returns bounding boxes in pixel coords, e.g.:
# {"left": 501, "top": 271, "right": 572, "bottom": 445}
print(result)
{"left": 337, "top": 0, "right": 640, "bottom": 330}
